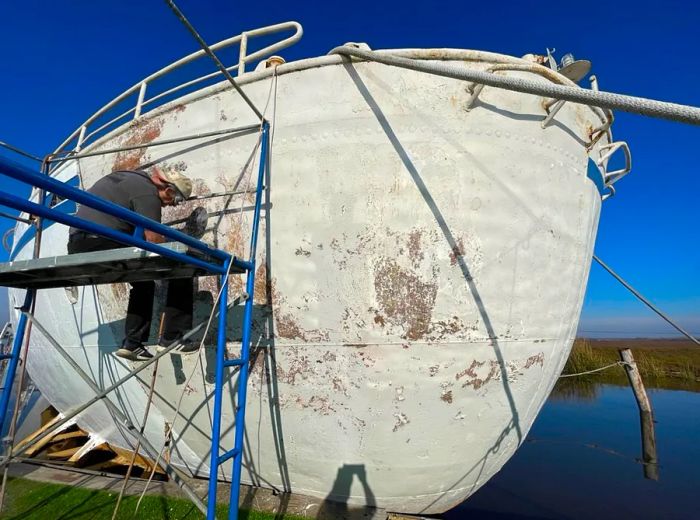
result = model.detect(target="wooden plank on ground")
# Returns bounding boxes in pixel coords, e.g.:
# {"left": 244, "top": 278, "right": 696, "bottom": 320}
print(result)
{"left": 14, "top": 415, "right": 70, "bottom": 456}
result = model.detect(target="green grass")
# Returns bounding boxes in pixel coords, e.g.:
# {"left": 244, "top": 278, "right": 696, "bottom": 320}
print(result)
{"left": 1, "top": 477, "right": 303, "bottom": 520}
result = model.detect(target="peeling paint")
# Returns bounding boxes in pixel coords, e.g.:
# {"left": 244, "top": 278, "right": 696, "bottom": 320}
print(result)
{"left": 449, "top": 238, "right": 465, "bottom": 267}
{"left": 456, "top": 360, "right": 498, "bottom": 390}
{"left": 524, "top": 352, "right": 545, "bottom": 368}
{"left": 295, "top": 395, "right": 335, "bottom": 415}
{"left": 111, "top": 119, "right": 163, "bottom": 172}
{"left": 373, "top": 258, "right": 437, "bottom": 340}
{"left": 111, "top": 283, "right": 129, "bottom": 302}
{"left": 253, "top": 264, "right": 271, "bottom": 305}
{"left": 392, "top": 412, "right": 410, "bottom": 432}
{"left": 440, "top": 390, "right": 453, "bottom": 404}
{"left": 407, "top": 229, "right": 424, "bottom": 267}
{"left": 457, "top": 353, "right": 546, "bottom": 390}
{"left": 274, "top": 313, "right": 330, "bottom": 342}
{"left": 277, "top": 352, "right": 310, "bottom": 385}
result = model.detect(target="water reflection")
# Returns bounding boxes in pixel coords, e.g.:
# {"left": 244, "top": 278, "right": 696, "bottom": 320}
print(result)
{"left": 445, "top": 383, "right": 700, "bottom": 519}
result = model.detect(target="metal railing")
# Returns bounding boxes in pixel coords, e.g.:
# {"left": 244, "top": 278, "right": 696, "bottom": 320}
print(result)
{"left": 52, "top": 21, "right": 301, "bottom": 158}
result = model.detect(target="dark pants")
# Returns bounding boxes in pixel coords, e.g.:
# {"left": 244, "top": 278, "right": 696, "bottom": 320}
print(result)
{"left": 68, "top": 234, "right": 194, "bottom": 349}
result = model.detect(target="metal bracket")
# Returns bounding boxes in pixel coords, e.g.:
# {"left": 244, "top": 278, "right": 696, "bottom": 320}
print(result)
{"left": 541, "top": 99, "right": 566, "bottom": 128}
{"left": 602, "top": 185, "right": 616, "bottom": 201}
{"left": 597, "top": 141, "right": 632, "bottom": 186}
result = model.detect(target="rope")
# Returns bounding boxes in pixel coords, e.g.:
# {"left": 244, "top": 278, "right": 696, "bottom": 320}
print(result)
{"left": 163, "top": 0, "right": 263, "bottom": 120}
{"left": 559, "top": 361, "right": 629, "bottom": 378}
{"left": 593, "top": 255, "right": 700, "bottom": 346}
{"left": 330, "top": 46, "right": 700, "bottom": 126}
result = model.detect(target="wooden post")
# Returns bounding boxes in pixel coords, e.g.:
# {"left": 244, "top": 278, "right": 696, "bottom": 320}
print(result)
{"left": 619, "top": 348, "right": 652, "bottom": 412}
{"left": 619, "top": 348, "right": 659, "bottom": 480}
{"left": 639, "top": 410, "right": 659, "bottom": 481}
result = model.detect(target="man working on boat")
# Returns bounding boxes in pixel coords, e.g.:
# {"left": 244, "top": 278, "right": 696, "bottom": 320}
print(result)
{"left": 67, "top": 167, "right": 198, "bottom": 361}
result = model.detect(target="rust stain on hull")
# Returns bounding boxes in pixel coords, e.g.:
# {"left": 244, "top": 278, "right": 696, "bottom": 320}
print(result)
{"left": 456, "top": 359, "right": 498, "bottom": 390}
{"left": 373, "top": 258, "right": 437, "bottom": 340}
{"left": 441, "top": 390, "right": 453, "bottom": 404}
{"left": 111, "top": 119, "right": 163, "bottom": 172}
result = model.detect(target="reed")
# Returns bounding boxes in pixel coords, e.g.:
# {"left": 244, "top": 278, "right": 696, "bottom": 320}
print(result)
{"left": 560, "top": 339, "right": 700, "bottom": 392}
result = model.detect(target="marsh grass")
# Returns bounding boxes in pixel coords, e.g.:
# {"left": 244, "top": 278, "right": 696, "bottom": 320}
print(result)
{"left": 557, "top": 339, "right": 700, "bottom": 394}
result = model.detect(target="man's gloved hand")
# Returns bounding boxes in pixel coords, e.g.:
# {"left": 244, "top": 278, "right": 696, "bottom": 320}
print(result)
{"left": 183, "top": 207, "right": 208, "bottom": 238}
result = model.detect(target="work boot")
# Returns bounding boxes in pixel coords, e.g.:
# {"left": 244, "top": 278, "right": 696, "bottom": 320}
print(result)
{"left": 116, "top": 344, "right": 154, "bottom": 361}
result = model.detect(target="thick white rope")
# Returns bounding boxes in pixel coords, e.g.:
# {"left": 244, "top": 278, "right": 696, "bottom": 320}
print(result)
{"left": 330, "top": 46, "right": 700, "bottom": 126}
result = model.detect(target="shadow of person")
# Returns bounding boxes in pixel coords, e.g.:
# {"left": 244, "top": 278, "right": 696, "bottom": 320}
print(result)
{"left": 317, "top": 464, "right": 377, "bottom": 519}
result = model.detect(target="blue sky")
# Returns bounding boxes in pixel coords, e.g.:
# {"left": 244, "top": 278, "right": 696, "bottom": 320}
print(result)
{"left": 0, "top": 0, "right": 698, "bottom": 337}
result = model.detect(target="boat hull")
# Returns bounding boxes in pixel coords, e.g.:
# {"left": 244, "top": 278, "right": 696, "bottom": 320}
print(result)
{"left": 9, "top": 50, "right": 605, "bottom": 513}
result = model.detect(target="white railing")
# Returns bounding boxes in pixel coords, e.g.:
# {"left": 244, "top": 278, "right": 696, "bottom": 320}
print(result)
{"left": 52, "top": 21, "right": 302, "bottom": 157}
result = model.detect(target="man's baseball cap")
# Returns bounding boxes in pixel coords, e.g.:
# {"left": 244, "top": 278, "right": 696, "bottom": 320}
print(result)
{"left": 159, "top": 169, "right": 193, "bottom": 199}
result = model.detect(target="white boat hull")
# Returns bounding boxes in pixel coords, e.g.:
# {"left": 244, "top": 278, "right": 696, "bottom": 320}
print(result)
{"left": 9, "top": 49, "right": 607, "bottom": 513}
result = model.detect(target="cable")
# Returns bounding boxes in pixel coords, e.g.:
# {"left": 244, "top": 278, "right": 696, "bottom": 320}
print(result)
{"left": 593, "top": 255, "right": 700, "bottom": 346}
{"left": 0, "top": 141, "right": 42, "bottom": 163}
{"left": 163, "top": 0, "right": 263, "bottom": 120}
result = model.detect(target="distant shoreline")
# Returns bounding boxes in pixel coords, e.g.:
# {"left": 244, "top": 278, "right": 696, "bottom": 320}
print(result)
{"left": 575, "top": 338, "right": 698, "bottom": 350}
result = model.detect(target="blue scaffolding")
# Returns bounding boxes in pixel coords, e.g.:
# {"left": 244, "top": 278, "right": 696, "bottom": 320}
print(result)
{"left": 0, "top": 121, "right": 270, "bottom": 519}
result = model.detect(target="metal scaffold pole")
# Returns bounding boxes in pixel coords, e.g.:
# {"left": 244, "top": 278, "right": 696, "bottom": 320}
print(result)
{"left": 207, "top": 120, "right": 269, "bottom": 520}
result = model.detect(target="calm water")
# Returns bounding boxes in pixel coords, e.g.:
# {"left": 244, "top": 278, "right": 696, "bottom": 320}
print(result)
{"left": 445, "top": 384, "right": 700, "bottom": 519}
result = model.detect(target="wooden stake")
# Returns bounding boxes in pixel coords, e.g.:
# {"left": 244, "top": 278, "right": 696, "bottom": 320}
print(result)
{"left": 619, "top": 348, "right": 652, "bottom": 413}
{"left": 619, "top": 348, "right": 659, "bottom": 480}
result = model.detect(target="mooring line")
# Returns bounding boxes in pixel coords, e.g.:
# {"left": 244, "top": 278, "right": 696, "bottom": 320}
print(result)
{"left": 559, "top": 360, "right": 630, "bottom": 378}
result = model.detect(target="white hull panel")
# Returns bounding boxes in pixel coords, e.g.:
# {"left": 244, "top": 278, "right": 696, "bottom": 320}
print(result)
{"left": 9, "top": 50, "right": 605, "bottom": 513}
